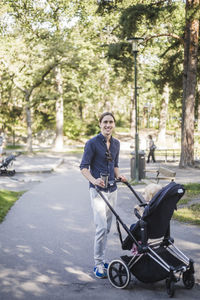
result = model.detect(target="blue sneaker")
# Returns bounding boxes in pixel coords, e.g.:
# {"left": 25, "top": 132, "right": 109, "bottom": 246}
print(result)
{"left": 104, "top": 262, "right": 109, "bottom": 269}
{"left": 94, "top": 264, "right": 107, "bottom": 279}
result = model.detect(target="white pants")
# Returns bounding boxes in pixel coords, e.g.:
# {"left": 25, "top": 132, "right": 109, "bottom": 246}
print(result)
{"left": 90, "top": 188, "right": 117, "bottom": 266}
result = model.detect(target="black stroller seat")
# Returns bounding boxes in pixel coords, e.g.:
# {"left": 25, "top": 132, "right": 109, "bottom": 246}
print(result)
{"left": 95, "top": 181, "right": 195, "bottom": 297}
{"left": 122, "top": 181, "right": 185, "bottom": 249}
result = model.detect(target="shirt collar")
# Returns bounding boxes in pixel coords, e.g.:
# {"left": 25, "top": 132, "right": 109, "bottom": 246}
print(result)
{"left": 98, "top": 132, "right": 113, "bottom": 143}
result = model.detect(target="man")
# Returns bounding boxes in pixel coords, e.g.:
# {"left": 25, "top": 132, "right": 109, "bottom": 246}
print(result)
{"left": 80, "top": 112, "right": 126, "bottom": 279}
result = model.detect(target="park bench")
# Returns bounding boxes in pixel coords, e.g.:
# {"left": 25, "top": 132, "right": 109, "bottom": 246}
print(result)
{"left": 145, "top": 166, "right": 176, "bottom": 183}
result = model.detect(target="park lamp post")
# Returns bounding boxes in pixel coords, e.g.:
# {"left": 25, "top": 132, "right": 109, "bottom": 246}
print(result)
{"left": 128, "top": 37, "right": 144, "bottom": 182}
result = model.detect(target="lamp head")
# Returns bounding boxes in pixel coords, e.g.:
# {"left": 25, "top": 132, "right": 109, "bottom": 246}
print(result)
{"left": 127, "top": 37, "right": 144, "bottom": 52}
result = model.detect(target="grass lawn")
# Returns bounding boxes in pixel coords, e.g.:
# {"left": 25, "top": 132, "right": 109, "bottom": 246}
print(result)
{"left": 173, "top": 183, "right": 200, "bottom": 226}
{"left": 0, "top": 190, "right": 24, "bottom": 223}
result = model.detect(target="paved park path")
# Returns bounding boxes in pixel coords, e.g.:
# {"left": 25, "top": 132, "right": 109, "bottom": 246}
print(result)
{"left": 0, "top": 153, "right": 199, "bottom": 299}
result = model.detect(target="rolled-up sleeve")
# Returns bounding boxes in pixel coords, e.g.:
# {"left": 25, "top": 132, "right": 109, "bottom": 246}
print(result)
{"left": 114, "top": 140, "right": 120, "bottom": 168}
{"left": 80, "top": 140, "right": 94, "bottom": 170}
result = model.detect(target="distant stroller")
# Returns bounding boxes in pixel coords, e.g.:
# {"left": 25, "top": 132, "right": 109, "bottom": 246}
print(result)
{"left": 95, "top": 181, "right": 195, "bottom": 297}
{"left": 0, "top": 153, "right": 21, "bottom": 176}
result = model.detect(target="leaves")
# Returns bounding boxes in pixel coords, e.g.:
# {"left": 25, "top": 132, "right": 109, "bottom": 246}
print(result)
{"left": 0, "top": 0, "right": 199, "bottom": 148}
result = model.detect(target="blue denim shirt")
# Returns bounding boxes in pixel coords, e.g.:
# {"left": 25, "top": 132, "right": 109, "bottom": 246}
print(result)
{"left": 80, "top": 133, "right": 120, "bottom": 192}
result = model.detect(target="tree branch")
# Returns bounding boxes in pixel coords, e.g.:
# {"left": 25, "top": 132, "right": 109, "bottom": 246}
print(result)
{"left": 0, "top": 58, "right": 27, "bottom": 93}
{"left": 144, "top": 33, "right": 184, "bottom": 45}
{"left": 29, "top": 62, "right": 58, "bottom": 95}
{"left": 1, "top": 58, "right": 59, "bottom": 98}
{"left": 150, "top": 0, "right": 170, "bottom": 7}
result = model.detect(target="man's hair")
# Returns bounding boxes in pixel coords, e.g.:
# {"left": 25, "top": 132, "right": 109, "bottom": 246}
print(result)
{"left": 99, "top": 112, "right": 116, "bottom": 123}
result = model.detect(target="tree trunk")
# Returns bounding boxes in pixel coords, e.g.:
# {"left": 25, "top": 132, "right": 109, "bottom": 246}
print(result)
{"left": 179, "top": 0, "right": 199, "bottom": 168}
{"left": 197, "top": 82, "right": 200, "bottom": 132}
{"left": 25, "top": 92, "right": 33, "bottom": 152}
{"left": 157, "top": 83, "right": 169, "bottom": 148}
{"left": 54, "top": 66, "right": 64, "bottom": 151}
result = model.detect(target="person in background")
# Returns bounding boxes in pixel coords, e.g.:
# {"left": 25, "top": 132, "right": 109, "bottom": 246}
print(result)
{"left": 147, "top": 134, "right": 156, "bottom": 163}
{"left": 0, "top": 130, "right": 5, "bottom": 162}
{"left": 80, "top": 112, "right": 127, "bottom": 279}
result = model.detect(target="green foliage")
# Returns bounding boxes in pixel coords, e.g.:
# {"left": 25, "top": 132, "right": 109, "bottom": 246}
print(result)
{"left": 173, "top": 204, "right": 200, "bottom": 226}
{"left": 64, "top": 118, "right": 86, "bottom": 140}
{"left": 177, "top": 197, "right": 190, "bottom": 206}
{"left": 120, "top": 4, "right": 162, "bottom": 38}
{"left": 0, "top": 190, "right": 24, "bottom": 223}
{"left": 5, "top": 145, "right": 24, "bottom": 150}
{"left": 174, "top": 183, "right": 200, "bottom": 225}
{"left": 0, "top": 0, "right": 199, "bottom": 148}
{"left": 119, "top": 1, "right": 184, "bottom": 40}
{"left": 184, "top": 183, "right": 200, "bottom": 197}
{"left": 85, "top": 122, "right": 100, "bottom": 136}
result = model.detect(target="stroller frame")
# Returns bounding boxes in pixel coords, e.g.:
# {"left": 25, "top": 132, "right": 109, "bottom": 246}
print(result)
{"left": 95, "top": 180, "right": 195, "bottom": 297}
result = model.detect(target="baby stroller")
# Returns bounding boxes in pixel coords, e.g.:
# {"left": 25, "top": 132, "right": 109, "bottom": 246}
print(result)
{"left": 95, "top": 181, "right": 195, "bottom": 297}
{"left": 0, "top": 153, "right": 21, "bottom": 176}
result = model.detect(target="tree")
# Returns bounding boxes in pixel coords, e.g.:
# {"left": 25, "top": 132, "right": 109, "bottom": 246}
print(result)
{"left": 180, "top": 0, "right": 200, "bottom": 167}
{"left": 157, "top": 83, "right": 169, "bottom": 148}
{"left": 1, "top": 0, "right": 80, "bottom": 149}
{"left": 0, "top": 0, "right": 199, "bottom": 152}
{"left": 107, "top": 0, "right": 199, "bottom": 166}
{"left": 54, "top": 65, "right": 64, "bottom": 151}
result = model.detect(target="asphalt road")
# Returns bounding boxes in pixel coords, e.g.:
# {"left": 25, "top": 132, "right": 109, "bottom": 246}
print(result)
{"left": 0, "top": 154, "right": 199, "bottom": 299}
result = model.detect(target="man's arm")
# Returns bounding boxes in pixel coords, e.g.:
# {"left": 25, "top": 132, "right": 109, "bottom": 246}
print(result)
{"left": 81, "top": 168, "right": 105, "bottom": 188}
{"left": 114, "top": 167, "right": 127, "bottom": 182}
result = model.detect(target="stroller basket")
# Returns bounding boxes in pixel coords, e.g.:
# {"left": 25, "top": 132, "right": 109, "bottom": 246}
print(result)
{"left": 122, "top": 245, "right": 188, "bottom": 283}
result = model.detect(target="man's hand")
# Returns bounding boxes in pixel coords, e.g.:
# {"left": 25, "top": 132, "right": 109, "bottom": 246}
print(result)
{"left": 117, "top": 175, "right": 127, "bottom": 182}
{"left": 81, "top": 168, "right": 105, "bottom": 187}
{"left": 94, "top": 178, "right": 105, "bottom": 188}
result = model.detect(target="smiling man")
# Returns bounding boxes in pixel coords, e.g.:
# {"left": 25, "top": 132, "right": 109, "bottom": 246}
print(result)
{"left": 80, "top": 112, "right": 126, "bottom": 279}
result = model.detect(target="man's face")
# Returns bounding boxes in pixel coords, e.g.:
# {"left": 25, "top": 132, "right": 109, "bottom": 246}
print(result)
{"left": 100, "top": 115, "right": 115, "bottom": 137}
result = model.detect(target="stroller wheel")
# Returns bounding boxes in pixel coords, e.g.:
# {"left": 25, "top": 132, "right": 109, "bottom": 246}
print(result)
{"left": 108, "top": 259, "right": 130, "bottom": 289}
{"left": 166, "top": 278, "right": 175, "bottom": 298}
{"left": 182, "top": 271, "right": 195, "bottom": 289}
{"left": 8, "top": 170, "right": 15, "bottom": 176}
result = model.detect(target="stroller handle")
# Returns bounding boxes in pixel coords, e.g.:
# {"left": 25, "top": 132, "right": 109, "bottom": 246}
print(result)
{"left": 117, "top": 180, "right": 144, "bottom": 204}
{"left": 95, "top": 178, "right": 144, "bottom": 204}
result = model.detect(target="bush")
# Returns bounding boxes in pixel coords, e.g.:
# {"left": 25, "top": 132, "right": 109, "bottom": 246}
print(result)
{"left": 85, "top": 123, "right": 99, "bottom": 136}
{"left": 64, "top": 119, "right": 86, "bottom": 140}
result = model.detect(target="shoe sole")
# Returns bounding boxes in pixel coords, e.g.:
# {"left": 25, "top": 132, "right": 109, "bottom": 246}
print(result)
{"left": 94, "top": 268, "right": 108, "bottom": 279}
{"left": 94, "top": 273, "right": 107, "bottom": 279}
